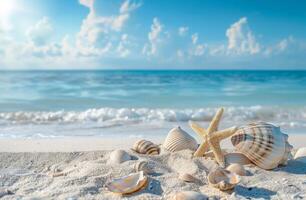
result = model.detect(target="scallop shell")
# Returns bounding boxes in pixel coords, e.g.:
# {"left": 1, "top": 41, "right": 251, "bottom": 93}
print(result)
{"left": 108, "top": 150, "right": 131, "bottom": 164}
{"left": 171, "top": 191, "right": 208, "bottom": 200}
{"left": 178, "top": 173, "right": 197, "bottom": 183}
{"left": 134, "top": 161, "right": 153, "bottom": 174}
{"left": 226, "top": 163, "right": 247, "bottom": 176}
{"left": 163, "top": 126, "right": 198, "bottom": 152}
{"left": 207, "top": 168, "right": 240, "bottom": 191}
{"left": 294, "top": 147, "right": 306, "bottom": 163}
{"left": 231, "top": 122, "right": 293, "bottom": 170}
{"left": 225, "top": 153, "right": 252, "bottom": 165}
{"left": 106, "top": 171, "right": 148, "bottom": 195}
{"left": 132, "top": 140, "right": 160, "bottom": 155}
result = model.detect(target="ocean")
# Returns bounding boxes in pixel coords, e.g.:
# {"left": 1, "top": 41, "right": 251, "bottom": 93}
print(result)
{"left": 0, "top": 70, "right": 306, "bottom": 138}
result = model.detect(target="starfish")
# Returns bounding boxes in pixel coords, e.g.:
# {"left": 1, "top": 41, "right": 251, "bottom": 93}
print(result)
{"left": 189, "top": 108, "right": 237, "bottom": 167}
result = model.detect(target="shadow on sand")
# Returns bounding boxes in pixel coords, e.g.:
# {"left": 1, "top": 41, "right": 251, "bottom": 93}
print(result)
{"left": 277, "top": 159, "right": 306, "bottom": 174}
{"left": 234, "top": 185, "right": 277, "bottom": 200}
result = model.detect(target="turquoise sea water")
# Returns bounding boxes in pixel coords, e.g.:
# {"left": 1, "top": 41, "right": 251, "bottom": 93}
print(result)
{"left": 0, "top": 70, "right": 305, "bottom": 138}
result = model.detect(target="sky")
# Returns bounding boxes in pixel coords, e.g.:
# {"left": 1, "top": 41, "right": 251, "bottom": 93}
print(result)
{"left": 0, "top": 0, "right": 306, "bottom": 70}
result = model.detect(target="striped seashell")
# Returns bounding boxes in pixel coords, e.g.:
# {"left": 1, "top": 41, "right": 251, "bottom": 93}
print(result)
{"left": 108, "top": 150, "right": 131, "bottom": 164}
{"left": 163, "top": 126, "right": 198, "bottom": 152}
{"left": 231, "top": 122, "right": 293, "bottom": 170}
{"left": 134, "top": 161, "right": 153, "bottom": 174}
{"left": 132, "top": 140, "right": 160, "bottom": 155}
{"left": 106, "top": 171, "right": 148, "bottom": 195}
{"left": 207, "top": 168, "right": 240, "bottom": 191}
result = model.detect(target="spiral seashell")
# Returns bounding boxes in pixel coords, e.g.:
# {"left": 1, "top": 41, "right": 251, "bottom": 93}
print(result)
{"left": 132, "top": 140, "right": 160, "bottom": 155}
{"left": 134, "top": 161, "right": 153, "bottom": 174}
{"left": 108, "top": 149, "right": 131, "bottom": 164}
{"left": 163, "top": 126, "right": 198, "bottom": 152}
{"left": 231, "top": 122, "right": 293, "bottom": 170}
{"left": 226, "top": 163, "right": 247, "bottom": 176}
{"left": 106, "top": 171, "right": 148, "bottom": 195}
{"left": 178, "top": 173, "right": 197, "bottom": 183}
{"left": 171, "top": 191, "right": 208, "bottom": 200}
{"left": 207, "top": 168, "right": 240, "bottom": 191}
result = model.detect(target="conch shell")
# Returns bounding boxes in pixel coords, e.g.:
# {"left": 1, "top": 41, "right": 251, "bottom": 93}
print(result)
{"left": 132, "top": 140, "right": 160, "bottom": 155}
{"left": 231, "top": 122, "right": 293, "bottom": 170}
{"left": 207, "top": 168, "right": 240, "bottom": 191}
{"left": 106, "top": 171, "right": 148, "bottom": 195}
{"left": 163, "top": 126, "right": 198, "bottom": 152}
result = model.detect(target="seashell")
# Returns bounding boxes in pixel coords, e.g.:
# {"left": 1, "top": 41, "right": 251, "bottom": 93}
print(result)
{"left": 294, "top": 147, "right": 306, "bottom": 163}
{"left": 171, "top": 191, "right": 208, "bottom": 200}
{"left": 207, "top": 168, "right": 240, "bottom": 191}
{"left": 225, "top": 153, "right": 252, "bottom": 165}
{"left": 178, "top": 173, "right": 198, "bottom": 183}
{"left": 134, "top": 161, "right": 153, "bottom": 174}
{"left": 108, "top": 150, "right": 131, "bottom": 164}
{"left": 106, "top": 171, "right": 148, "bottom": 195}
{"left": 226, "top": 163, "right": 247, "bottom": 176}
{"left": 231, "top": 122, "right": 293, "bottom": 170}
{"left": 132, "top": 140, "right": 160, "bottom": 155}
{"left": 163, "top": 126, "right": 198, "bottom": 152}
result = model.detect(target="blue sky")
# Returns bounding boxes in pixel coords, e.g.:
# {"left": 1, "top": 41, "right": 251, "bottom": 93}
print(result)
{"left": 0, "top": 0, "right": 306, "bottom": 69}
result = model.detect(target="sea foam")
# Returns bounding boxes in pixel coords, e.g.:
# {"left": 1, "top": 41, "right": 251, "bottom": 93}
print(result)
{"left": 0, "top": 106, "right": 305, "bottom": 126}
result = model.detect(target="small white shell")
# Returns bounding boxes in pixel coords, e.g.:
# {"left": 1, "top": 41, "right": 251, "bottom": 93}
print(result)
{"left": 163, "top": 126, "right": 198, "bottom": 152}
{"left": 231, "top": 122, "right": 293, "bottom": 170}
{"left": 207, "top": 168, "right": 240, "bottom": 191}
{"left": 134, "top": 161, "right": 153, "bottom": 174}
{"left": 226, "top": 163, "right": 247, "bottom": 176}
{"left": 225, "top": 153, "right": 252, "bottom": 165}
{"left": 178, "top": 173, "right": 197, "bottom": 183}
{"left": 171, "top": 191, "right": 208, "bottom": 200}
{"left": 294, "top": 147, "right": 306, "bottom": 163}
{"left": 132, "top": 140, "right": 160, "bottom": 155}
{"left": 108, "top": 150, "right": 131, "bottom": 164}
{"left": 106, "top": 171, "right": 148, "bottom": 195}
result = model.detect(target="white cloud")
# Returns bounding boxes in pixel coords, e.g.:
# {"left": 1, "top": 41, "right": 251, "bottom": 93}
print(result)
{"left": 117, "top": 34, "right": 130, "bottom": 57}
{"left": 188, "top": 33, "right": 205, "bottom": 57}
{"left": 191, "top": 33, "right": 198, "bottom": 44}
{"left": 178, "top": 26, "right": 188, "bottom": 36}
{"left": 142, "top": 18, "right": 163, "bottom": 56}
{"left": 76, "top": 0, "right": 141, "bottom": 56}
{"left": 79, "top": 0, "right": 94, "bottom": 11}
{"left": 264, "top": 36, "right": 294, "bottom": 56}
{"left": 120, "top": 0, "right": 142, "bottom": 14}
{"left": 226, "top": 17, "right": 260, "bottom": 55}
{"left": 26, "top": 17, "right": 53, "bottom": 46}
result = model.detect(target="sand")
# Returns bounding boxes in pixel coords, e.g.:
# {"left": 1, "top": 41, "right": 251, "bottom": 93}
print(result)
{"left": 0, "top": 136, "right": 305, "bottom": 199}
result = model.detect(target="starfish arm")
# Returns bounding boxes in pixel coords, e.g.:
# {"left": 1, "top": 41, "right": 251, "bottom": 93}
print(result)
{"left": 214, "top": 126, "right": 238, "bottom": 140}
{"left": 189, "top": 121, "right": 207, "bottom": 138}
{"left": 209, "top": 139, "right": 226, "bottom": 167}
{"left": 194, "top": 140, "right": 209, "bottom": 157}
{"left": 207, "top": 108, "right": 224, "bottom": 135}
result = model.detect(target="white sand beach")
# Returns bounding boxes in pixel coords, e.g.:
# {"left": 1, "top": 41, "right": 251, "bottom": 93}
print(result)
{"left": 0, "top": 135, "right": 305, "bottom": 200}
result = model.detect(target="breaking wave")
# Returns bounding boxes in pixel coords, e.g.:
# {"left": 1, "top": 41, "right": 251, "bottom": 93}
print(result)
{"left": 0, "top": 106, "right": 305, "bottom": 126}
